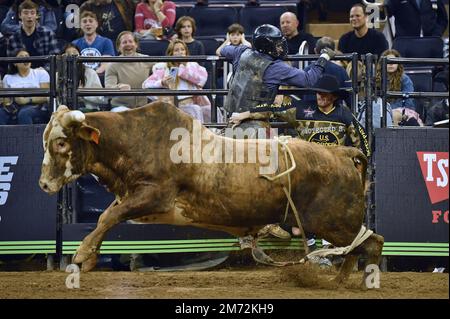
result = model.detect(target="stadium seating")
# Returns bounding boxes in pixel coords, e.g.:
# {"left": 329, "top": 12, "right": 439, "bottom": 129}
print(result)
{"left": 199, "top": 38, "right": 222, "bottom": 55}
{"left": 188, "top": 6, "right": 239, "bottom": 36}
{"left": 139, "top": 39, "right": 170, "bottom": 56}
{"left": 239, "top": 6, "right": 290, "bottom": 34}
{"left": 393, "top": 37, "right": 444, "bottom": 58}
{"left": 175, "top": 5, "right": 193, "bottom": 20}
{"left": 405, "top": 68, "right": 434, "bottom": 118}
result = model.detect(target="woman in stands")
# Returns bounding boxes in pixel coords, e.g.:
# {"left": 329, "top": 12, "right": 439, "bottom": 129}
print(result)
{"left": 61, "top": 43, "right": 107, "bottom": 112}
{"left": 134, "top": 0, "right": 176, "bottom": 40}
{"left": 376, "top": 49, "right": 423, "bottom": 126}
{"left": 174, "top": 16, "right": 204, "bottom": 56}
{"left": 0, "top": 48, "right": 50, "bottom": 125}
{"left": 0, "top": 0, "right": 57, "bottom": 36}
{"left": 142, "top": 39, "right": 211, "bottom": 122}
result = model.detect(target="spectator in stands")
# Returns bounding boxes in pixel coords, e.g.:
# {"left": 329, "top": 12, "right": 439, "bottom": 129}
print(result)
{"left": 62, "top": 43, "right": 108, "bottom": 112}
{"left": 279, "top": 11, "right": 316, "bottom": 54}
{"left": 72, "top": 10, "right": 115, "bottom": 75}
{"left": 1, "top": 0, "right": 56, "bottom": 36}
{"left": 174, "top": 16, "right": 205, "bottom": 56}
{"left": 383, "top": 0, "right": 448, "bottom": 37}
{"left": 0, "top": 48, "right": 50, "bottom": 125}
{"left": 134, "top": 0, "right": 176, "bottom": 40}
{"left": 80, "top": 0, "right": 137, "bottom": 43}
{"left": 142, "top": 39, "right": 211, "bottom": 122}
{"left": 227, "top": 23, "right": 252, "bottom": 48}
{"left": 376, "top": 49, "right": 423, "bottom": 126}
{"left": 105, "top": 31, "right": 154, "bottom": 111}
{"left": 338, "top": 3, "right": 388, "bottom": 57}
{"left": 303, "top": 36, "right": 351, "bottom": 106}
{"left": 6, "top": 0, "right": 59, "bottom": 70}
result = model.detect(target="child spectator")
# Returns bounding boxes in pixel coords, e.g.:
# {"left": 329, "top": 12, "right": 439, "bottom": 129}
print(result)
{"left": 72, "top": 10, "right": 115, "bottom": 75}
{"left": 227, "top": 23, "right": 251, "bottom": 47}
{"left": 134, "top": 0, "right": 176, "bottom": 40}
{"left": 142, "top": 39, "right": 211, "bottom": 122}
{"left": 174, "top": 16, "right": 204, "bottom": 56}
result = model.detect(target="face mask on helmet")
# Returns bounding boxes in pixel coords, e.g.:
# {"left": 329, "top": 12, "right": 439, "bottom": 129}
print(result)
{"left": 254, "top": 36, "right": 288, "bottom": 59}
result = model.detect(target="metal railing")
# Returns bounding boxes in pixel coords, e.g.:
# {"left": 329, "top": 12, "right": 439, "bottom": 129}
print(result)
{"left": 63, "top": 53, "right": 360, "bottom": 122}
{"left": 0, "top": 55, "right": 57, "bottom": 111}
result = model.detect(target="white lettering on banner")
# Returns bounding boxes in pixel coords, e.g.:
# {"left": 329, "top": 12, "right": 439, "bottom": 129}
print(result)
{"left": 0, "top": 156, "right": 19, "bottom": 206}
{"left": 423, "top": 153, "right": 449, "bottom": 187}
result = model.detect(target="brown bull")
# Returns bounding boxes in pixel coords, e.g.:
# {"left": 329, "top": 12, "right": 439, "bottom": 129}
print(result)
{"left": 39, "top": 102, "right": 384, "bottom": 284}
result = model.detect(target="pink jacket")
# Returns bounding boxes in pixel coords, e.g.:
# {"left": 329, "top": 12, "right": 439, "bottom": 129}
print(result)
{"left": 142, "top": 62, "right": 211, "bottom": 106}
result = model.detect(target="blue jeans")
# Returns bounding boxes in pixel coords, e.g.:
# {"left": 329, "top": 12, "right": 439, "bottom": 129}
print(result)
{"left": 0, "top": 105, "right": 49, "bottom": 125}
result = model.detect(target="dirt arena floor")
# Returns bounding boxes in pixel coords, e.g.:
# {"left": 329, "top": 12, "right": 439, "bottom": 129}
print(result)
{"left": 0, "top": 266, "right": 448, "bottom": 299}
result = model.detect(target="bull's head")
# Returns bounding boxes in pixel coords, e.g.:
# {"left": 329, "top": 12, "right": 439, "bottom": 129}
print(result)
{"left": 39, "top": 105, "right": 100, "bottom": 194}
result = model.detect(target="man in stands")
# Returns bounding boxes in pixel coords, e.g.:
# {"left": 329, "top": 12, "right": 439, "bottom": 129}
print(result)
{"left": 383, "top": 0, "right": 448, "bottom": 37}
{"left": 6, "top": 0, "right": 59, "bottom": 70}
{"left": 280, "top": 11, "right": 316, "bottom": 54}
{"left": 72, "top": 10, "right": 115, "bottom": 75}
{"left": 338, "top": 3, "right": 388, "bottom": 57}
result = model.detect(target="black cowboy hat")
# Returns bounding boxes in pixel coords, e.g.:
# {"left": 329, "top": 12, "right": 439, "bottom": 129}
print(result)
{"left": 310, "top": 74, "right": 349, "bottom": 98}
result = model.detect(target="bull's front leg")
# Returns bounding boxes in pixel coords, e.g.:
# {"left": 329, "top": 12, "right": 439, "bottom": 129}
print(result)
{"left": 73, "top": 184, "right": 177, "bottom": 271}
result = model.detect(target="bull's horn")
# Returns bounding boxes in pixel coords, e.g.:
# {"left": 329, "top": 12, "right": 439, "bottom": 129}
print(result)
{"left": 56, "top": 105, "right": 69, "bottom": 112}
{"left": 61, "top": 110, "right": 86, "bottom": 128}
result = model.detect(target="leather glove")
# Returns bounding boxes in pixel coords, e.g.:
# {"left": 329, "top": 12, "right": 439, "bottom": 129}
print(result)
{"left": 320, "top": 48, "right": 336, "bottom": 61}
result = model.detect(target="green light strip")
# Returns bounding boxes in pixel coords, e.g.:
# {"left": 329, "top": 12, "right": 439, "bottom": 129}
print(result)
{"left": 0, "top": 241, "right": 56, "bottom": 245}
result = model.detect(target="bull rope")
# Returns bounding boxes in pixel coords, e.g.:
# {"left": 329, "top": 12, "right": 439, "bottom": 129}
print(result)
{"left": 259, "top": 135, "right": 310, "bottom": 263}
{"left": 254, "top": 136, "right": 374, "bottom": 267}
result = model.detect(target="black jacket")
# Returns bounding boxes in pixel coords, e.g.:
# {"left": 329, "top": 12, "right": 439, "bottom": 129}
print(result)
{"left": 385, "top": 0, "right": 449, "bottom": 37}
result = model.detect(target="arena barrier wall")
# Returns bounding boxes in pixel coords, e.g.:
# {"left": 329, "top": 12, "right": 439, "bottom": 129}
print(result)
{"left": 0, "top": 125, "right": 57, "bottom": 254}
{"left": 375, "top": 127, "right": 449, "bottom": 257}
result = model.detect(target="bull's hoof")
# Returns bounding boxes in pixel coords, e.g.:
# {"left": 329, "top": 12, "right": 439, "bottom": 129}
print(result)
{"left": 72, "top": 246, "right": 97, "bottom": 264}
{"left": 81, "top": 254, "right": 98, "bottom": 272}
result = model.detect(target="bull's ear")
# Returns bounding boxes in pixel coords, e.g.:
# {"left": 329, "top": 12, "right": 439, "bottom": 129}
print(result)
{"left": 77, "top": 125, "right": 101, "bottom": 145}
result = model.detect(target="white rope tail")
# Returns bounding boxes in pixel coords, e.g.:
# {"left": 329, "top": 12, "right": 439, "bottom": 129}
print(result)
{"left": 300, "top": 226, "right": 373, "bottom": 263}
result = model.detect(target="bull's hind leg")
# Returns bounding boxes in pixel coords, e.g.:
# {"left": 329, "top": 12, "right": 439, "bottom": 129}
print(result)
{"left": 333, "top": 233, "right": 384, "bottom": 287}
{"left": 359, "top": 233, "right": 384, "bottom": 288}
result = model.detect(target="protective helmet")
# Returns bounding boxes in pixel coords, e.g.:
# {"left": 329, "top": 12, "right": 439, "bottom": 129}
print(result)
{"left": 252, "top": 24, "right": 288, "bottom": 58}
